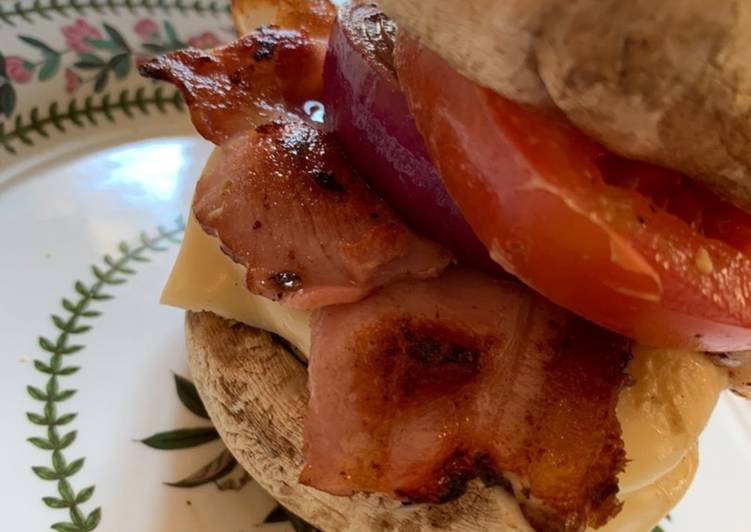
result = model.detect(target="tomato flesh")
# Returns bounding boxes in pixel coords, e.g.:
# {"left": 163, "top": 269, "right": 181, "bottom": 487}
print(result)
{"left": 395, "top": 33, "right": 751, "bottom": 351}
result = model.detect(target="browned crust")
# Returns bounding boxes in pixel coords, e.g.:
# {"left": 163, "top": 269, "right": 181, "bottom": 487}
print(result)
{"left": 185, "top": 310, "right": 534, "bottom": 532}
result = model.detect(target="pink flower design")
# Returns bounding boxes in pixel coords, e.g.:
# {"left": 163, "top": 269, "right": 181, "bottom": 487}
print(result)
{"left": 5, "top": 55, "right": 32, "bottom": 84}
{"left": 134, "top": 18, "right": 158, "bottom": 39}
{"left": 187, "top": 31, "right": 220, "bottom": 49}
{"left": 64, "top": 68, "right": 79, "bottom": 93}
{"left": 61, "top": 19, "right": 102, "bottom": 53}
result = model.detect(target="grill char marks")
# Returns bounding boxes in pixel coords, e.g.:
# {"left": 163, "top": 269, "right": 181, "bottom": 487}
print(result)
{"left": 303, "top": 269, "right": 629, "bottom": 531}
{"left": 192, "top": 120, "right": 452, "bottom": 309}
{"left": 139, "top": 26, "right": 326, "bottom": 144}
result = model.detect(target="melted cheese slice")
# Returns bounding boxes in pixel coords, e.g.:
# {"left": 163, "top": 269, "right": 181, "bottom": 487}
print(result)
{"left": 162, "top": 215, "right": 311, "bottom": 354}
{"left": 602, "top": 445, "right": 698, "bottom": 532}
{"left": 618, "top": 344, "right": 725, "bottom": 493}
{"left": 163, "top": 214, "right": 726, "bottom": 530}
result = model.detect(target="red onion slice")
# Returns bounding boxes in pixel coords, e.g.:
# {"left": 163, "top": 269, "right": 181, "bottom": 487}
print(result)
{"left": 323, "top": 3, "right": 502, "bottom": 275}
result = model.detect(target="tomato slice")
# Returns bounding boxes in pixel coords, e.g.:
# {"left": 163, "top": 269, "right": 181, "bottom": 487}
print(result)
{"left": 395, "top": 33, "right": 751, "bottom": 351}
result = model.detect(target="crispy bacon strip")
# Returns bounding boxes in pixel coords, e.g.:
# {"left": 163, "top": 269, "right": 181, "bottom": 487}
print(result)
{"left": 194, "top": 119, "right": 453, "bottom": 309}
{"left": 139, "top": 27, "right": 326, "bottom": 143}
{"left": 302, "top": 268, "right": 629, "bottom": 531}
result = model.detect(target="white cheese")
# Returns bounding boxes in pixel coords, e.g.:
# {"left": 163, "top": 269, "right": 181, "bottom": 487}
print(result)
{"left": 617, "top": 345, "right": 725, "bottom": 493}
{"left": 161, "top": 214, "right": 311, "bottom": 354}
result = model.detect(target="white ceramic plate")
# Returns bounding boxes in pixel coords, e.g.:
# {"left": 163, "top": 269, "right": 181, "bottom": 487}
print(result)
{"left": 0, "top": 2, "right": 749, "bottom": 531}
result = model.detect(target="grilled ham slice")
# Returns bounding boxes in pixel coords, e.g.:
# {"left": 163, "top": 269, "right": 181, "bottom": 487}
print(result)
{"left": 140, "top": 26, "right": 326, "bottom": 143}
{"left": 141, "top": 21, "right": 452, "bottom": 310}
{"left": 302, "top": 268, "right": 630, "bottom": 531}
{"left": 192, "top": 120, "right": 452, "bottom": 309}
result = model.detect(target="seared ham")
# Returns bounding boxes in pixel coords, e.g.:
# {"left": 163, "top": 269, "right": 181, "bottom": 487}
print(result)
{"left": 140, "top": 26, "right": 326, "bottom": 143}
{"left": 142, "top": 24, "right": 452, "bottom": 309}
{"left": 193, "top": 120, "right": 452, "bottom": 309}
{"left": 302, "top": 268, "right": 629, "bottom": 531}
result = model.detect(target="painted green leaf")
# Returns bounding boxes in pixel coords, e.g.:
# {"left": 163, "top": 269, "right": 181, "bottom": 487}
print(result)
{"left": 34, "top": 360, "right": 54, "bottom": 374}
{"left": 70, "top": 506, "right": 85, "bottom": 528}
{"left": 163, "top": 21, "right": 184, "bottom": 47}
{"left": 131, "top": 253, "right": 150, "bottom": 263}
{"left": 109, "top": 54, "right": 130, "bottom": 81}
{"left": 66, "top": 458, "right": 85, "bottom": 476}
{"left": 45, "top": 402, "right": 57, "bottom": 422}
{"left": 61, "top": 298, "right": 77, "bottom": 312}
{"left": 19, "top": 35, "right": 57, "bottom": 55}
{"left": 47, "top": 377, "right": 59, "bottom": 397}
{"left": 92, "top": 265, "right": 107, "bottom": 280}
{"left": 52, "top": 450, "right": 67, "bottom": 473}
{"left": 85, "top": 508, "right": 101, "bottom": 531}
{"left": 50, "top": 353, "right": 63, "bottom": 371}
{"left": 104, "top": 23, "right": 129, "bottom": 51}
{"left": 87, "top": 39, "right": 120, "bottom": 51}
{"left": 69, "top": 324, "right": 91, "bottom": 334}
{"left": 80, "top": 310, "right": 101, "bottom": 318}
{"left": 141, "top": 42, "right": 167, "bottom": 54}
{"left": 93, "top": 69, "right": 109, "bottom": 94}
{"left": 58, "top": 430, "right": 77, "bottom": 449}
{"left": 215, "top": 471, "right": 251, "bottom": 491}
{"left": 264, "top": 505, "right": 317, "bottom": 531}
{"left": 263, "top": 505, "right": 287, "bottom": 523}
{"left": 58, "top": 479, "right": 76, "bottom": 503}
{"left": 43, "top": 497, "right": 70, "bottom": 509}
{"left": 140, "top": 427, "right": 220, "bottom": 450}
{"left": 91, "top": 292, "right": 113, "bottom": 301}
{"left": 75, "top": 486, "right": 95, "bottom": 505}
{"left": 57, "top": 367, "right": 81, "bottom": 376}
{"left": 28, "top": 437, "right": 55, "bottom": 450}
{"left": 653, "top": 527, "right": 664, "bottom": 532}
{"left": 54, "top": 389, "right": 77, "bottom": 401}
{"left": 32, "top": 466, "right": 61, "bottom": 481}
{"left": 165, "top": 449, "right": 237, "bottom": 488}
{"left": 288, "top": 512, "right": 318, "bottom": 532}
{"left": 0, "top": 83, "right": 16, "bottom": 118}
{"left": 39, "top": 336, "right": 56, "bottom": 352}
{"left": 51, "top": 523, "right": 79, "bottom": 532}
{"left": 140, "top": 232, "right": 168, "bottom": 251}
{"left": 61, "top": 345, "right": 84, "bottom": 355}
{"left": 48, "top": 426, "right": 61, "bottom": 445}
{"left": 52, "top": 314, "right": 68, "bottom": 329}
{"left": 74, "top": 281, "right": 89, "bottom": 297}
{"left": 27, "top": 412, "right": 48, "bottom": 425}
{"left": 38, "top": 56, "right": 60, "bottom": 82}
{"left": 55, "top": 413, "right": 77, "bottom": 426}
{"left": 27, "top": 385, "right": 48, "bottom": 401}
{"left": 74, "top": 54, "right": 105, "bottom": 69}
{"left": 174, "top": 373, "right": 209, "bottom": 419}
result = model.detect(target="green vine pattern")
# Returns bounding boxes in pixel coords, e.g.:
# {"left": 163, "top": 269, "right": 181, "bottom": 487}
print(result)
{"left": 0, "top": 0, "right": 229, "bottom": 26}
{"left": 0, "top": 85, "right": 184, "bottom": 154}
{"left": 0, "top": 18, "right": 225, "bottom": 117}
{"left": 27, "top": 218, "right": 185, "bottom": 532}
